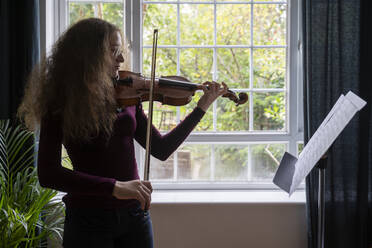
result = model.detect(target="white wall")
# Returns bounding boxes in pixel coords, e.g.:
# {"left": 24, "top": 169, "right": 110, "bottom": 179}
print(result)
{"left": 151, "top": 203, "right": 307, "bottom": 248}
{"left": 47, "top": 197, "right": 307, "bottom": 248}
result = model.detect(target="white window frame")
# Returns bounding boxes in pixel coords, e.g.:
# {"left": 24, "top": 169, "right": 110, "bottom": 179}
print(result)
{"left": 45, "top": 0, "right": 303, "bottom": 191}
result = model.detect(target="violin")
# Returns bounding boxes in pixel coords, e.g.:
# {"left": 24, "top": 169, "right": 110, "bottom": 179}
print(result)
{"left": 114, "top": 70, "right": 248, "bottom": 108}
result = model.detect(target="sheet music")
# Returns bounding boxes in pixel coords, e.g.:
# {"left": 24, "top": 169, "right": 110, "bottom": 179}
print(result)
{"left": 288, "top": 91, "right": 366, "bottom": 195}
{"left": 272, "top": 91, "right": 366, "bottom": 195}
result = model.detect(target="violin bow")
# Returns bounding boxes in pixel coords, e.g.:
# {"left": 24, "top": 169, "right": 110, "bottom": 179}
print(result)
{"left": 144, "top": 29, "right": 158, "bottom": 181}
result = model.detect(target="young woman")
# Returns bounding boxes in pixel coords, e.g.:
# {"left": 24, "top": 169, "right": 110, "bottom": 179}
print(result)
{"left": 18, "top": 18, "right": 227, "bottom": 248}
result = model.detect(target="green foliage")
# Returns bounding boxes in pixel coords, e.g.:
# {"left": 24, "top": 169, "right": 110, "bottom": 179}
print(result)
{"left": 0, "top": 120, "right": 64, "bottom": 248}
{"left": 254, "top": 92, "right": 285, "bottom": 130}
{"left": 98, "top": 3, "right": 124, "bottom": 32}
{"left": 69, "top": 3, "right": 124, "bottom": 33}
{"left": 217, "top": 4, "right": 251, "bottom": 45}
{"left": 180, "top": 4, "right": 214, "bottom": 45}
{"left": 215, "top": 145, "right": 248, "bottom": 180}
{"left": 143, "top": 4, "right": 177, "bottom": 45}
{"left": 69, "top": 3, "right": 94, "bottom": 25}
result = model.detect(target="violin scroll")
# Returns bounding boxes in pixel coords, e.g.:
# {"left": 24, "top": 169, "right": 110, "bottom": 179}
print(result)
{"left": 222, "top": 90, "right": 248, "bottom": 106}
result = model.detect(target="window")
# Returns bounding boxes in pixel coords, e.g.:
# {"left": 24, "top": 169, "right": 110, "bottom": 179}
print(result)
{"left": 53, "top": 0, "right": 303, "bottom": 190}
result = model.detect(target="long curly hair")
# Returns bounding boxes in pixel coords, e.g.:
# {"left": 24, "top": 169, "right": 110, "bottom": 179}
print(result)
{"left": 18, "top": 18, "right": 129, "bottom": 142}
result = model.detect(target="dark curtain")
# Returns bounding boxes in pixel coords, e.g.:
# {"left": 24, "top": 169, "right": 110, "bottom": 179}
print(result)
{"left": 0, "top": 0, "right": 40, "bottom": 120}
{"left": 0, "top": 2, "right": 43, "bottom": 247}
{"left": 303, "top": 0, "right": 372, "bottom": 247}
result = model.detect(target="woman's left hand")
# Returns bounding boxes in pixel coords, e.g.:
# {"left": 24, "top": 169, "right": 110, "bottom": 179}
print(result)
{"left": 197, "top": 81, "right": 228, "bottom": 112}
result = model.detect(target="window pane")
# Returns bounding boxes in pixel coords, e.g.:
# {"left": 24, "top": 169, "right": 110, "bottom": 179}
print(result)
{"left": 144, "top": 0, "right": 175, "bottom": 1}
{"left": 253, "top": 48, "right": 286, "bottom": 88}
{"left": 143, "top": 4, "right": 177, "bottom": 46}
{"left": 180, "top": 4, "right": 214, "bottom": 45}
{"left": 251, "top": 143, "right": 286, "bottom": 181}
{"left": 217, "top": 48, "right": 250, "bottom": 89}
{"left": 150, "top": 144, "right": 211, "bottom": 181}
{"left": 177, "top": 144, "right": 211, "bottom": 180}
{"left": 253, "top": 92, "right": 285, "bottom": 131}
{"left": 253, "top": 4, "right": 286, "bottom": 45}
{"left": 217, "top": 93, "right": 249, "bottom": 131}
{"left": 99, "top": 3, "right": 124, "bottom": 32}
{"left": 215, "top": 145, "right": 248, "bottom": 180}
{"left": 148, "top": 143, "right": 288, "bottom": 181}
{"left": 297, "top": 142, "right": 304, "bottom": 156}
{"left": 142, "top": 102, "right": 178, "bottom": 132}
{"left": 255, "top": 0, "right": 286, "bottom": 2}
{"left": 69, "top": 3, "right": 94, "bottom": 25}
{"left": 180, "top": 48, "right": 213, "bottom": 83}
{"left": 143, "top": 48, "right": 177, "bottom": 76}
{"left": 216, "top": 0, "right": 250, "bottom": 2}
{"left": 62, "top": 145, "right": 72, "bottom": 170}
{"left": 184, "top": 0, "right": 213, "bottom": 2}
{"left": 217, "top": 4, "right": 251, "bottom": 45}
{"left": 150, "top": 154, "right": 174, "bottom": 180}
{"left": 180, "top": 91, "right": 213, "bottom": 131}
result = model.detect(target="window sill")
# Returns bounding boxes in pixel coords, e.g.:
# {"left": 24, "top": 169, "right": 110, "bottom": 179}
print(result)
{"left": 55, "top": 190, "right": 306, "bottom": 205}
{"left": 151, "top": 190, "right": 306, "bottom": 204}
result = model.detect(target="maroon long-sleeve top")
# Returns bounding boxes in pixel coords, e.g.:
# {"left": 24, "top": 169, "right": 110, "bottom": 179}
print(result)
{"left": 37, "top": 104, "right": 205, "bottom": 209}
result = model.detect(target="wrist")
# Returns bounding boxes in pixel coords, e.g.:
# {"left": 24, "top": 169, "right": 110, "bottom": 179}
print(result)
{"left": 197, "top": 102, "right": 210, "bottom": 112}
{"left": 112, "top": 181, "right": 124, "bottom": 198}
{"left": 112, "top": 181, "right": 118, "bottom": 198}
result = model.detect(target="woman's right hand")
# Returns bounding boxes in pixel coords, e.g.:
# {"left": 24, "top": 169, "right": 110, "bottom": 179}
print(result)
{"left": 112, "top": 180, "right": 153, "bottom": 210}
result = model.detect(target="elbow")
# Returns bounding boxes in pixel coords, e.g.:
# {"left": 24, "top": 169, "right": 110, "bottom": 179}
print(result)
{"left": 151, "top": 141, "right": 174, "bottom": 161}
{"left": 38, "top": 179, "right": 49, "bottom": 188}
{"left": 158, "top": 156, "right": 169, "bottom": 162}
{"left": 37, "top": 165, "right": 53, "bottom": 188}
{"left": 154, "top": 152, "right": 172, "bottom": 161}
{"left": 37, "top": 172, "right": 50, "bottom": 188}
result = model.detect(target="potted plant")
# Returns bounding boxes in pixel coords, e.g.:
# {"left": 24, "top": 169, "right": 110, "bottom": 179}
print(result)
{"left": 0, "top": 120, "right": 64, "bottom": 248}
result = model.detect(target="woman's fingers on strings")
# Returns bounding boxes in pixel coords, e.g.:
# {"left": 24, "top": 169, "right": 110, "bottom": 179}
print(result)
{"left": 201, "top": 82, "right": 210, "bottom": 93}
{"left": 201, "top": 80, "right": 227, "bottom": 97}
{"left": 203, "top": 81, "right": 220, "bottom": 92}
{"left": 220, "top": 82, "right": 228, "bottom": 95}
{"left": 212, "top": 81, "right": 220, "bottom": 90}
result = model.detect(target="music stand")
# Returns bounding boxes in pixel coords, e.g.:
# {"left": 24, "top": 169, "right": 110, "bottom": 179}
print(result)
{"left": 273, "top": 91, "right": 366, "bottom": 248}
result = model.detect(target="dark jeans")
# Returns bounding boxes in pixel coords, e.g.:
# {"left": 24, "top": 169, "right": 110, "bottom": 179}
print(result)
{"left": 63, "top": 206, "right": 153, "bottom": 248}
